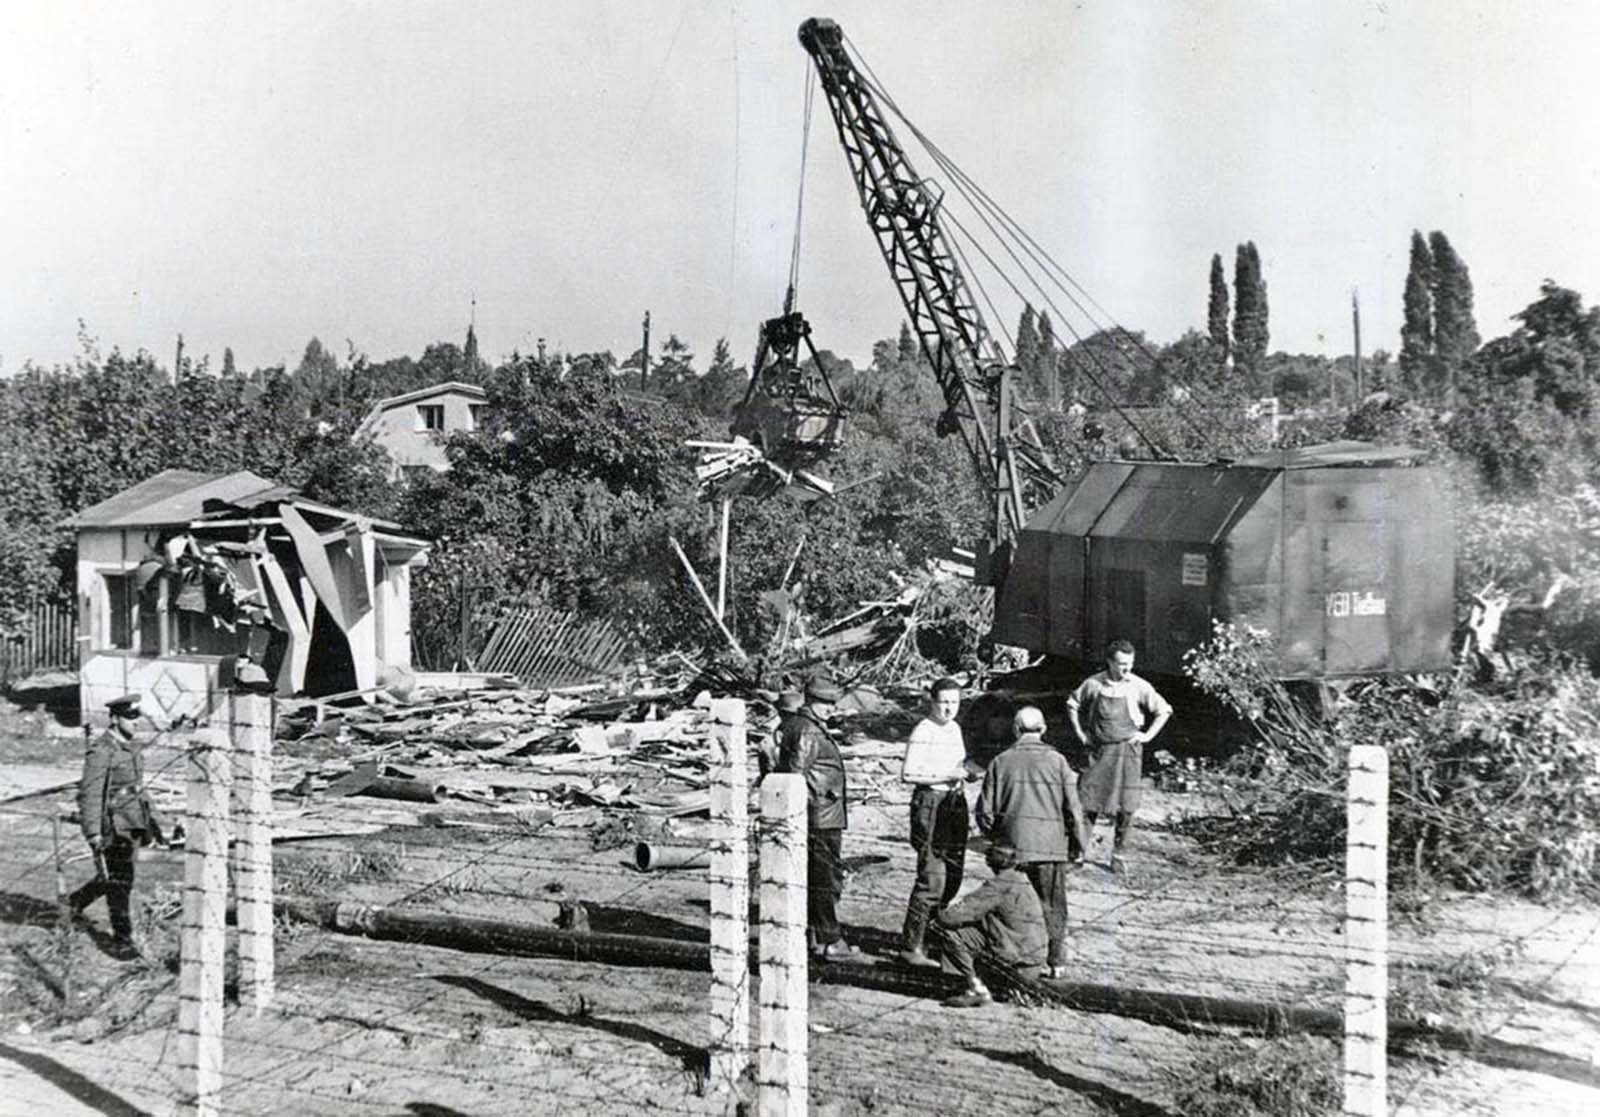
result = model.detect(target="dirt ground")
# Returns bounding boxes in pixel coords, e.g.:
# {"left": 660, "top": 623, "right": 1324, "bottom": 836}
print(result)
{"left": 1, "top": 682, "right": 1598, "bottom": 1116}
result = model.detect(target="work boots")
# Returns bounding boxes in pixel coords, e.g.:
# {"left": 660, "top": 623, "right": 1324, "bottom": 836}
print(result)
{"left": 899, "top": 910, "right": 938, "bottom": 968}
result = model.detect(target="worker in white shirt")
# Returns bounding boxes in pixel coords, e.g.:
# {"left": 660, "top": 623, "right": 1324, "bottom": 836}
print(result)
{"left": 898, "top": 676, "right": 976, "bottom": 967}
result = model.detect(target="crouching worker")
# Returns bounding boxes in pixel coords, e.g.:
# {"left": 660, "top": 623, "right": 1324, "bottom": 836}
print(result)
{"left": 934, "top": 841, "right": 1047, "bottom": 1008}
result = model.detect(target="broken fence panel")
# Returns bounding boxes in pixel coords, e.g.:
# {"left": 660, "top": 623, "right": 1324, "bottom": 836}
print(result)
{"left": 476, "top": 606, "right": 632, "bottom": 685}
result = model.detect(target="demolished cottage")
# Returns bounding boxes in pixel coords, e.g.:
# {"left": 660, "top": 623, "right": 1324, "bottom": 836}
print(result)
{"left": 67, "top": 469, "right": 430, "bottom": 725}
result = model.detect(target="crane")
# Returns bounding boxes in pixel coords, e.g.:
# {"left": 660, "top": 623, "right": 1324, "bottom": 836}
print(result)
{"left": 796, "top": 16, "right": 1060, "bottom": 582}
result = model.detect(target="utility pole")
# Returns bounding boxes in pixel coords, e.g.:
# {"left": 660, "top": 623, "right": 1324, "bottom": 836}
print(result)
{"left": 1352, "top": 289, "right": 1364, "bottom": 401}
{"left": 641, "top": 310, "right": 651, "bottom": 392}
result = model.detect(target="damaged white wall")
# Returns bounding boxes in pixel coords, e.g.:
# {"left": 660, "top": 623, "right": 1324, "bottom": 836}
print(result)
{"left": 77, "top": 520, "right": 427, "bottom": 727}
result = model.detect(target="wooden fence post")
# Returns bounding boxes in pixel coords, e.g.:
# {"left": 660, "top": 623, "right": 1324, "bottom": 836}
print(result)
{"left": 708, "top": 698, "right": 751, "bottom": 1094}
{"left": 758, "top": 773, "right": 807, "bottom": 1116}
{"left": 178, "top": 731, "right": 231, "bottom": 1117}
{"left": 1344, "top": 744, "right": 1388, "bottom": 1117}
{"left": 231, "top": 692, "right": 275, "bottom": 1013}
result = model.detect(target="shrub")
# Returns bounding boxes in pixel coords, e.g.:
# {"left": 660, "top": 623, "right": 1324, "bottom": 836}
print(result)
{"left": 1182, "top": 623, "right": 1600, "bottom": 901}
{"left": 1172, "top": 1035, "right": 1341, "bottom": 1117}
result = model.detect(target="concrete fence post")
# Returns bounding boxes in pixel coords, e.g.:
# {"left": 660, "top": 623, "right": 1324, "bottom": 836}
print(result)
{"left": 1344, "top": 744, "right": 1388, "bottom": 1117}
{"left": 178, "top": 731, "right": 232, "bottom": 1117}
{"left": 231, "top": 692, "right": 275, "bottom": 1013}
{"left": 708, "top": 698, "right": 751, "bottom": 1094}
{"left": 758, "top": 772, "right": 807, "bottom": 1116}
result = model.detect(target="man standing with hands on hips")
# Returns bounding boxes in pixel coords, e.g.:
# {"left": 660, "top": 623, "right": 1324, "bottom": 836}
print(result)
{"left": 898, "top": 676, "right": 974, "bottom": 968}
{"left": 1068, "top": 640, "right": 1172, "bottom": 871}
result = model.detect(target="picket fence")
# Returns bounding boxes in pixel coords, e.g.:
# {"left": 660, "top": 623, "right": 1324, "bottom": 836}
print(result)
{"left": 2, "top": 599, "right": 78, "bottom": 681}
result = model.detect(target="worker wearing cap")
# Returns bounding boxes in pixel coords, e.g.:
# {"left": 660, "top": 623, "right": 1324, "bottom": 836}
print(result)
{"left": 898, "top": 676, "right": 974, "bottom": 967}
{"left": 976, "top": 705, "right": 1090, "bottom": 978}
{"left": 774, "top": 677, "right": 860, "bottom": 961}
{"left": 69, "top": 693, "right": 163, "bottom": 959}
{"left": 1068, "top": 639, "right": 1172, "bottom": 869}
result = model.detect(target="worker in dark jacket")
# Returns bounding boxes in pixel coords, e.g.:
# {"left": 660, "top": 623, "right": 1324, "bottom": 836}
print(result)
{"left": 70, "top": 693, "right": 163, "bottom": 959}
{"left": 976, "top": 705, "right": 1090, "bottom": 978}
{"left": 936, "top": 841, "right": 1048, "bottom": 1007}
{"left": 774, "top": 676, "right": 860, "bottom": 961}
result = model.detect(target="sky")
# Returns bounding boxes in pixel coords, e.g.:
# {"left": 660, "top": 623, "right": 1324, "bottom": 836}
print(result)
{"left": 3, "top": 1, "right": 1599, "bottom": 377}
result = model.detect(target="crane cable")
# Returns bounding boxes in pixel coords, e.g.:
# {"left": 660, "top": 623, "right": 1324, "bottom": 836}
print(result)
{"left": 907, "top": 112, "right": 1243, "bottom": 450}
{"left": 843, "top": 33, "right": 1221, "bottom": 458}
{"left": 786, "top": 68, "right": 816, "bottom": 308}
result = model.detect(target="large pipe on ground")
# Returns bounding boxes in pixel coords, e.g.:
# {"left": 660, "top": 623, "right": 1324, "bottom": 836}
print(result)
{"left": 271, "top": 895, "right": 1600, "bottom": 1086}
{"left": 632, "top": 842, "right": 710, "bottom": 872}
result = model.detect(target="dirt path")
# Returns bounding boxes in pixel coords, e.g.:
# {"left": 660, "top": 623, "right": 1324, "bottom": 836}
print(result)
{"left": 2, "top": 725, "right": 1598, "bottom": 1114}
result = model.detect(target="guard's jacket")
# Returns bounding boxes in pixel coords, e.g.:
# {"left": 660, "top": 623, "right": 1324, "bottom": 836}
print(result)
{"left": 77, "top": 729, "right": 158, "bottom": 844}
{"left": 774, "top": 706, "right": 849, "bottom": 830}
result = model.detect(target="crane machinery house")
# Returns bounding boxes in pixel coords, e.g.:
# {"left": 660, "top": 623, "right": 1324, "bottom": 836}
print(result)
{"left": 991, "top": 442, "right": 1456, "bottom": 679}
{"left": 68, "top": 469, "right": 430, "bottom": 726}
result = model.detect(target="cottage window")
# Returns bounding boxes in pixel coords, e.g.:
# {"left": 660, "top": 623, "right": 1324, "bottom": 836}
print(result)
{"left": 416, "top": 404, "right": 445, "bottom": 431}
{"left": 468, "top": 403, "right": 486, "bottom": 431}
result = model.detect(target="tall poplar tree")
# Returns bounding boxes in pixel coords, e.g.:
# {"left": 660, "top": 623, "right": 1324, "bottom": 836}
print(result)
{"left": 1399, "top": 230, "right": 1435, "bottom": 392}
{"left": 1036, "top": 311, "right": 1059, "bottom": 407}
{"left": 1207, "top": 253, "right": 1230, "bottom": 362}
{"left": 1014, "top": 304, "right": 1040, "bottom": 375}
{"left": 1429, "top": 231, "right": 1480, "bottom": 365}
{"left": 1232, "top": 242, "right": 1269, "bottom": 381}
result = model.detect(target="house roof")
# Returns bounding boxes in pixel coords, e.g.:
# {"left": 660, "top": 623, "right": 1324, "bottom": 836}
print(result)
{"left": 1234, "top": 440, "right": 1427, "bottom": 469}
{"left": 66, "top": 470, "right": 284, "bottom": 528}
{"left": 355, "top": 380, "right": 488, "bottom": 438}
{"left": 66, "top": 469, "right": 424, "bottom": 544}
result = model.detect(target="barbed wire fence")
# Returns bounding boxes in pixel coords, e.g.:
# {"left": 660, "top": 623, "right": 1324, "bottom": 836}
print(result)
{"left": 2, "top": 691, "right": 1597, "bottom": 1114}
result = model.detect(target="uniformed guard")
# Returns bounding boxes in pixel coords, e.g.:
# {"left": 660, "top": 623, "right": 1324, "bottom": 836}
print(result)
{"left": 69, "top": 693, "right": 164, "bottom": 959}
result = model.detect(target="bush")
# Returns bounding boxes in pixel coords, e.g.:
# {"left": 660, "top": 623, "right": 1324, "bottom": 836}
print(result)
{"left": 1182, "top": 623, "right": 1600, "bottom": 901}
{"left": 1172, "top": 1035, "right": 1340, "bottom": 1117}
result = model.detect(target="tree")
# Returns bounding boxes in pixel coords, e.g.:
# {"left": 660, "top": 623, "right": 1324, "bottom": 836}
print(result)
{"left": 1232, "top": 242, "right": 1269, "bottom": 383}
{"left": 651, "top": 334, "right": 695, "bottom": 392}
{"left": 1035, "top": 311, "right": 1060, "bottom": 408}
{"left": 1399, "top": 230, "right": 1435, "bottom": 392}
{"left": 294, "top": 337, "right": 341, "bottom": 416}
{"left": 1207, "top": 253, "right": 1230, "bottom": 364}
{"left": 1429, "top": 231, "right": 1480, "bottom": 369}
{"left": 222, "top": 347, "right": 237, "bottom": 379}
{"left": 688, "top": 336, "right": 746, "bottom": 419}
{"left": 1014, "top": 305, "right": 1040, "bottom": 386}
{"left": 896, "top": 320, "right": 919, "bottom": 364}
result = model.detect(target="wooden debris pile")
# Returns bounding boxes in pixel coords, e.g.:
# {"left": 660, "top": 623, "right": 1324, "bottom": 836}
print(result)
{"left": 266, "top": 666, "right": 926, "bottom": 848}
{"left": 690, "top": 436, "right": 835, "bottom": 502}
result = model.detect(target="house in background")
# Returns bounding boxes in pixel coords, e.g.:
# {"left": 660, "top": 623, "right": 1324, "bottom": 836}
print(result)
{"left": 67, "top": 469, "right": 429, "bottom": 727}
{"left": 355, "top": 381, "right": 488, "bottom": 476}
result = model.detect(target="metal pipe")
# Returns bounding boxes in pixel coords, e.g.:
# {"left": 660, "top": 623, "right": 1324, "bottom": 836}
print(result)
{"left": 270, "top": 896, "right": 1600, "bottom": 1086}
{"left": 633, "top": 842, "right": 710, "bottom": 872}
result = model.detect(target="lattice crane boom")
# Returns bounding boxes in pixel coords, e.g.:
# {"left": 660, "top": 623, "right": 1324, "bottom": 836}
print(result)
{"left": 798, "top": 16, "right": 1049, "bottom": 562}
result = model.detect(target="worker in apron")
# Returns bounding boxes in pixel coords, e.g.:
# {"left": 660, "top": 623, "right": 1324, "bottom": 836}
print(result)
{"left": 1067, "top": 640, "right": 1172, "bottom": 870}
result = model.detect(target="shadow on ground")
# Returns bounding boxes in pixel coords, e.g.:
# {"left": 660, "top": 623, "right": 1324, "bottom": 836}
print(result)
{"left": 434, "top": 974, "right": 709, "bottom": 1082}
{"left": 965, "top": 1046, "right": 1175, "bottom": 1117}
{"left": 0, "top": 1041, "right": 151, "bottom": 1116}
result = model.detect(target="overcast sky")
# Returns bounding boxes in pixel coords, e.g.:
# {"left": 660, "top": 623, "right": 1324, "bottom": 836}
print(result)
{"left": 4, "top": 1, "right": 1598, "bottom": 377}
